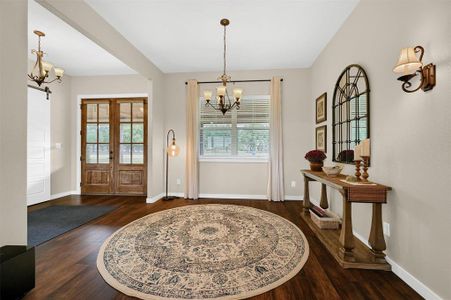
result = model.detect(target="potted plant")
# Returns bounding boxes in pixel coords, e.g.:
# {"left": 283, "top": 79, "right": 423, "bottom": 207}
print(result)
{"left": 305, "top": 150, "right": 327, "bottom": 171}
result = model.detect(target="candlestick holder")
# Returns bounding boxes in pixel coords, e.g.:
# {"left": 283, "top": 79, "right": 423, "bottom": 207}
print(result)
{"left": 354, "top": 160, "right": 362, "bottom": 180}
{"left": 361, "top": 156, "right": 370, "bottom": 182}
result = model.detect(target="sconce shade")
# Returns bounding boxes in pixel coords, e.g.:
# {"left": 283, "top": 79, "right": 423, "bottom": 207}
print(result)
{"left": 216, "top": 86, "right": 226, "bottom": 97}
{"left": 203, "top": 90, "right": 212, "bottom": 101}
{"left": 233, "top": 88, "right": 243, "bottom": 99}
{"left": 167, "top": 142, "right": 180, "bottom": 157}
{"left": 54, "top": 68, "right": 64, "bottom": 78}
{"left": 42, "top": 61, "right": 53, "bottom": 73}
{"left": 393, "top": 47, "right": 423, "bottom": 74}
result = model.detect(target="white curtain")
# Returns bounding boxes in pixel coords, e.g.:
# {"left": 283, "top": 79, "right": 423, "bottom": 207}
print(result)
{"left": 185, "top": 79, "right": 199, "bottom": 199}
{"left": 267, "top": 77, "right": 285, "bottom": 201}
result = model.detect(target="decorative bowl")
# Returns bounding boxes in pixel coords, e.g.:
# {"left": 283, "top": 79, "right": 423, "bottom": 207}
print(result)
{"left": 322, "top": 165, "right": 343, "bottom": 177}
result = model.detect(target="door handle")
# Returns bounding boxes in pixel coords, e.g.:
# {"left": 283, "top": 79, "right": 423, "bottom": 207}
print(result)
{"left": 110, "top": 150, "right": 113, "bottom": 160}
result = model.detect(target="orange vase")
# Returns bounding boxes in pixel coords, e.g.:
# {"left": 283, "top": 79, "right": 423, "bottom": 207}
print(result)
{"left": 310, "top": 161, "right": 324, "bottom": 172}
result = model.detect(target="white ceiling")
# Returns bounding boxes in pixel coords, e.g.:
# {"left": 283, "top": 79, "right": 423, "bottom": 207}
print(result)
{"left": 28, "top": 0, "right": 136, "bottom": 76}
{"left": 86, "top": 0, "right": 359, "bottom": 73}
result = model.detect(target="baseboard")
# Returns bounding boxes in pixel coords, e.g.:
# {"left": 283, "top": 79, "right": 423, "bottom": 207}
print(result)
{"left": 28, "top": 190, "right": 78, "bottom": 207}
{"left": 146, "top": 193, "right": 165, "bottom": 203}
{"left": 50, "top": 190, "right": 78, "bottom": 200}
{"left": 199, "top": 193, "right": 268, "bottom": 200}
{"left": 285, "top": 195, "right": 303, "bottom": 201}
{"left": 352, "top": 231, "right": 442, "bottom": 300}
{"left": 147, "top": 193, "right": 304, "bottom": 202}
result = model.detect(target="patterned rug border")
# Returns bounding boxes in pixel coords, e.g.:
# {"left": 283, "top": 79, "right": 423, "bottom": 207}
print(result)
{"left": 97, "top": 204, "right": 310, "bottom": 300}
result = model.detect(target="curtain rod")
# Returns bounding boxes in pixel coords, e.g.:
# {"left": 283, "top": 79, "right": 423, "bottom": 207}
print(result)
{"left": 27, "top": 84, "right": 52, "bottom": 100}
{"left": 185, "top": 79, "right": 283, "bottom": 85}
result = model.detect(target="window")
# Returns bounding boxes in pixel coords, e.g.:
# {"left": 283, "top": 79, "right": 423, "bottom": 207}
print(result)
{"left": 199, "top": 95, "right": 270, "bottom": 160}
{"left": 119, "top": 102, "right": 145, "bottom": 164}
{"left": 85, "top": 103, "right": 110, "bottom": 164}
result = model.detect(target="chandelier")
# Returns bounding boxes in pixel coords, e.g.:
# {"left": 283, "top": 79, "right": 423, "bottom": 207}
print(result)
{"left": 203, "top": 19, "right": 243, "bottom": 115}
{"left": 28, "top": 30, "right": 64, "bottom": 87}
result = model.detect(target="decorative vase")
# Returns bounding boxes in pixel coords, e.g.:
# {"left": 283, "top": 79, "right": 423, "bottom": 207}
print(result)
{"left": 310, "top": 161, "right": 324, "bottom": 172}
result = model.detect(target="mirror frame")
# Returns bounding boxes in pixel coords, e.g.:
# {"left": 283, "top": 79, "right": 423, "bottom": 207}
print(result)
{"left": 332, "top": 64, "right": 370, "bottom": 165}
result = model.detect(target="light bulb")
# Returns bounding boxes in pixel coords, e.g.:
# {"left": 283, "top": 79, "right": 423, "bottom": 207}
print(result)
{"left": 167, "top": 142, "right": 180, "bottom": 157}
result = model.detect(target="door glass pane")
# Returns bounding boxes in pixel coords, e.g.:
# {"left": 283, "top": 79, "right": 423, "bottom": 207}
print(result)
{"left": 87, "top": 104, "right": 97, "bottom": 122}
{"left": 120, "top": 123, "right": 131, "bottom": 143}
{"left": 98, "top": 144, "right": 109, "bottom": 164}
{"left": 132, "top": 123, "right": 144, "bottom": 143}
{"left": 132, "top": 102, "right": 144, "bottom": 122}
{"left": 120, "top": 144, "right": 131, "bottom": 164}
{"left": 132, "top": 144, "right": 144, "bottom": 164}
{"left": 99, "top": 103, "right": 109, "bottom": 122}
{"left": 120, "top": 103, "right": 131, "bottom": 122}
{"left": 98, "top": 124, "right": 109, "bottom": 143}
{"left": 86, "top": 124, "right": 97, "bottom": 143}
{"left": 86, "top": 144, "right": 97, "bottom": 164}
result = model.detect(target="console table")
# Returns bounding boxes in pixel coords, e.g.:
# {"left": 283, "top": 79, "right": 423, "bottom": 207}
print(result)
{"left": 300, "top": 170, "right": 392, "bottom": 271}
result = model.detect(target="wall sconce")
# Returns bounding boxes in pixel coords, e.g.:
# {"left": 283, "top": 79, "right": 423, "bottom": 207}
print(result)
{"left": 393, "top": 46, "right": 436, "bottom": 93}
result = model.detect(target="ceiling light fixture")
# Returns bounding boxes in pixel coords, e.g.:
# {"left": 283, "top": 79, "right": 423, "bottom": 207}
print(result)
{"left": 28, "top": 30, "right": 64, "bottom": 88}
{"left": 203, "top": 19, "right": 243, "bottom": 115}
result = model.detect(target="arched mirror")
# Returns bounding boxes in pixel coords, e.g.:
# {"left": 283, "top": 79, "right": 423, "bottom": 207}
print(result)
{"left": 332, "top": 64, "right": 370, "bottom": 164}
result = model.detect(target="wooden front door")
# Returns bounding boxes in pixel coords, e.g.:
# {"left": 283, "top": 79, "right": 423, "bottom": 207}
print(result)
{"left": 81, "top": 98, "right": 147, "bottom": 195}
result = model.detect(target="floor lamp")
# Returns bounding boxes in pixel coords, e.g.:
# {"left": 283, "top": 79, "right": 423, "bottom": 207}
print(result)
{"left": 164, "top": 129, "right": 180, "bottom": 200}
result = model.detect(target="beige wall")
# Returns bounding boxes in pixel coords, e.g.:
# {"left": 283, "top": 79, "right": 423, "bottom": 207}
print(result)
{"left": 163, "top": 69, "right": 312, "bottom": 197}
{"left": 48, "top": 76, "right": 73, "bottom": 195}
{"left": 69, "top": 74, "right": 165, "bottom": 197}
{"left": 310, "top": 0, "right": 451, "bottom": 298}
{"left": 148, "top": 75, "right": 165, "bottom": 198}
{"left": 0, "top": 0, "right": 28, "bottom": 246}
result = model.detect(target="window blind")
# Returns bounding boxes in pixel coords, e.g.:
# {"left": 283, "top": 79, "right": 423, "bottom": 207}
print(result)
{"left": 199, "top": 95, "right": 270, "bottom": 158}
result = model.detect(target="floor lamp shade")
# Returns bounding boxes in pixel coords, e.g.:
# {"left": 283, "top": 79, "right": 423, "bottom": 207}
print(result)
{"left": 167, "top": 142, "right": 180, "bottom": 157}
{"left": 165, "top": 129, "right": 179, "bottom": 200}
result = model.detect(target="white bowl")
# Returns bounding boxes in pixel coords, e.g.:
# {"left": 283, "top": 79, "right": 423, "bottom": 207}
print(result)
{"left": 322, "top": 165, "right": 343, "bottom": 177}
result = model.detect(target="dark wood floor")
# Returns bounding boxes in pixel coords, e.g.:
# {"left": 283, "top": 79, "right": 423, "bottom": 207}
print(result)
{"left": 24, "top": 195, "right": 422, "bottom": 300}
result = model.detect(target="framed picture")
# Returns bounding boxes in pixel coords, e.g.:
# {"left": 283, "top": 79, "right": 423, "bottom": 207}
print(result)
{"left": 316, "top": 125, "right": 327, "bottom": 153}
{"left": 315, "top": 92, "right": 327, "bottom": 124}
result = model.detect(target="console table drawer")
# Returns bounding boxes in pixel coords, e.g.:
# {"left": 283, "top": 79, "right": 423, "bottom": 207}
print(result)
{"left": 348, "top": 188, "right": 387, "bottom": 203}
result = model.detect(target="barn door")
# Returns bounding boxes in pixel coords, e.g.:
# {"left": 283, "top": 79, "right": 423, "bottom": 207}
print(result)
{"left": 80, "top": 98, "right": 147, "bottom": 195}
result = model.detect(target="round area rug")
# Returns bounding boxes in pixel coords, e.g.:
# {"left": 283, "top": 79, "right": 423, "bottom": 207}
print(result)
{"left": 97, "top": 204, "right": 309, "bottom": 300}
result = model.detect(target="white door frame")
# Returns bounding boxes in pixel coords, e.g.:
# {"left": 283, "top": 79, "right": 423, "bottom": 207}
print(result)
{"left": 75, "top": 93, "right": 149, "bottom": 194}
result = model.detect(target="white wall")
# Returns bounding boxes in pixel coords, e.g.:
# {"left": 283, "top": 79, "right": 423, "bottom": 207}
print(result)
{"left": 28, "top": 60, "right": 74, "bottom": 197}
{"left": 163, "top": 69, "right": 312, "bottom": 198}
{"left": 69, "top": 74, "right": 165, "bottom": 198}
{"left": 0, "top": 0, "right": 28, "bottom": 246}
{"left": 310, "top": 0, "right": 451, "bottom": 298}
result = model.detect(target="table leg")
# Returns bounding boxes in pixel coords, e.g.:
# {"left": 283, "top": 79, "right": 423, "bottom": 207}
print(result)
{"left": 303, "top": 175, "right": 311, "bottom": 214}
{"left": 339, "top": 192, "right": 355, "bottom": 262}
{"left": 368, "top": 203, "right": 387, "bottom": 263}
{"left": 320, "top": 183, "right": 328, "bottom": 209}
